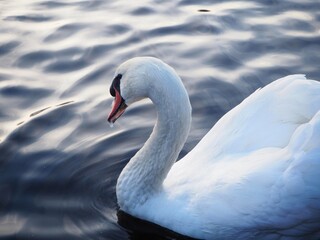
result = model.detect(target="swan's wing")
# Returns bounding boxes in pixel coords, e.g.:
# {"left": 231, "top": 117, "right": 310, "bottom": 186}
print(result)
{"left": 204, "top": 75, "right": 319, "bottom": 155}
{"left": 167, "top": 75, "right": 320, "bottom": 184}
{"left": 198, "top": 110, "right": 320, "bottom": 235}
{"left": 160, "top": 110, "right": 320, "bottom": 238}
{"left": 271, "top": 110, "right": 320, "bottom": 234}
{"left": 162, "top": 75, "right": 320, "bottom": 236}
{"left": 179, "top": 75, "right": 320, "bottom": 165}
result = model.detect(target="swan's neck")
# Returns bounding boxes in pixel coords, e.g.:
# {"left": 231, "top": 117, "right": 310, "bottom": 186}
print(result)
{"left": 116, "top": 73, "right": 192, "bottom": 211}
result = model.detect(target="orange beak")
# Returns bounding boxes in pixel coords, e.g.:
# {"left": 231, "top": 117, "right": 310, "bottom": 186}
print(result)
{"left": 108, "top": 86, "right": 127, "bottom": 123}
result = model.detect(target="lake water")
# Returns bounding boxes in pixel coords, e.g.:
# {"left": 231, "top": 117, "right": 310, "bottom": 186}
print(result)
{"left": 0, "top": 0, "right": 319, "bottom": 239}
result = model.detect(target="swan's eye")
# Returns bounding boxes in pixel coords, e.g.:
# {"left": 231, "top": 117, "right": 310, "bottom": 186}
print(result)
{"left": 110, "top": 74, "right": 122, "bottom": 97}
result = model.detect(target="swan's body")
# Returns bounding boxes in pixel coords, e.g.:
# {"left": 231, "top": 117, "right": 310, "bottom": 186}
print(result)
{"left": 107, "top": 57, "right": 320, "bottom": 239}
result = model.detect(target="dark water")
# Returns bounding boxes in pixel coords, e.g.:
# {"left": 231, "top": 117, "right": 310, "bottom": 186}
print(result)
{"left": 0, "top": 0, "right": 319, "bottom": 239}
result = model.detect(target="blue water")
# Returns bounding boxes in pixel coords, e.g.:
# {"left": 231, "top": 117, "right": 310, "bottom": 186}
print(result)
{"left": 0, "top": 0, "right": 319, "bottom": 239}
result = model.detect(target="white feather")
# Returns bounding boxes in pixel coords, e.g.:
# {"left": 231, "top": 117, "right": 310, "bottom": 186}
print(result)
{"left": 112, "top": 57, "right": 320, "bottom": 240}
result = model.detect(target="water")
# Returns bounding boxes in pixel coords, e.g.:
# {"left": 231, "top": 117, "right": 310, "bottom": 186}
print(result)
{"left": 0, "top": 0, "right": 319, "bottom": 239}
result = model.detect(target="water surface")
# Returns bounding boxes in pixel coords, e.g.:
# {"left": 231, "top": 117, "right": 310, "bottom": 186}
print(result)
{"left": 0, "top": 0, "right": 319, "bottom": 239}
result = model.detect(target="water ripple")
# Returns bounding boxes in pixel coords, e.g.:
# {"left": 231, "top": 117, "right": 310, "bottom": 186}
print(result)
{"left": 5, "top": 14, "right": 54, "bottom": 22}
{"left": 0, "top": 0, "right": 319, "bottom": 239}
{"left": 0, "top": 41, "right": 20, "bottom": 56}
{"left": 44, "top": 23, "right": 88, "bottom": 43}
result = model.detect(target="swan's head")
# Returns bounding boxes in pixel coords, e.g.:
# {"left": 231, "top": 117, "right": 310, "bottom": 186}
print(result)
{"left": 108, "top": 57, "right": 174, "bottom": 123}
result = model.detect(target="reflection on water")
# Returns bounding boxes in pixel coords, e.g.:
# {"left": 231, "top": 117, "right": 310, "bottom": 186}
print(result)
{"left": 0, "top": 0, "right": 319, "bottom": 239}
{"left": 117, "top": 210, "right": 196, "bottom": 240}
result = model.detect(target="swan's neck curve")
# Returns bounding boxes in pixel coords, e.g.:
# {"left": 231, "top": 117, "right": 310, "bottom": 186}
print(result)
{"left": 116, "top": 70, "right": 192, "bottom": 211}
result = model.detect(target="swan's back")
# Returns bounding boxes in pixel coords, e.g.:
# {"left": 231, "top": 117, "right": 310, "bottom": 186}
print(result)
{"left": 160, "top": 75, "right": 320, "bottom": 239}
{"left": 194, "top": 75, "right": 320, "bottom": 157}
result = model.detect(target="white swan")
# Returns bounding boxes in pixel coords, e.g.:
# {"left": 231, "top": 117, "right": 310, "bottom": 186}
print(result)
{"left": 107, "top": 57, "right": 320, "bottom": 240}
